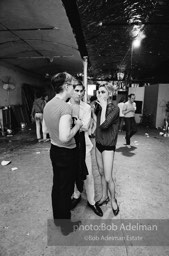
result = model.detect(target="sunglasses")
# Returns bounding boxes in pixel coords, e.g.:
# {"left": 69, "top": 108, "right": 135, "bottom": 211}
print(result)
{"left": 74, "top": 89, "right": 84, "bottom": 93}
{"left": 98, "top": 90, "right": 106, "bottom": 94}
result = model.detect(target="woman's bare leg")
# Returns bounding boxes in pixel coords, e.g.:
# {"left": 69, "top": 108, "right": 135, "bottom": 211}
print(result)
{"left": 95, "top": 147, "right": 108, "bottom": 202}
{"left": 102, "top": 150, "right": 118, "bottom": 209}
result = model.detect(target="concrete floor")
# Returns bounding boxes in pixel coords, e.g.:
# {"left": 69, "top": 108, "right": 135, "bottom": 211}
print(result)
{"left": 0, "top": 127, "right": 169, "bottom": 256}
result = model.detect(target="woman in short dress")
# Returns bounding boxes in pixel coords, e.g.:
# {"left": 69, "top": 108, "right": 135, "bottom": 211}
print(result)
{"left": 94, "top": 83, "right": 120, "bottom": 216}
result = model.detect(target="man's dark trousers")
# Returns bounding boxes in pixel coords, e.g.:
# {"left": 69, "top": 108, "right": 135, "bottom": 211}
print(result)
{"left": 50, "top": 144, "right": 78, "bottom": 221}
{"left": 124, "top": 117, "right": 137, "bottom": 145}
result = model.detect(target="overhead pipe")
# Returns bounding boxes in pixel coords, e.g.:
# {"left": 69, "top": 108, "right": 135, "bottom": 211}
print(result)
{"left": 0, "top": 27, "right": 59, "bottom": 32}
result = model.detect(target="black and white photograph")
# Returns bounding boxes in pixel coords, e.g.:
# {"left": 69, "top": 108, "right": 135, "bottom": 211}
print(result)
{"left": 0, "top": 1, "right": 169, "bottom": 255}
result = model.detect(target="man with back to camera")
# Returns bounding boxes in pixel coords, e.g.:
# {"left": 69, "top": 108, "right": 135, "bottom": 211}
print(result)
{"left": 122, "top": 93, "right": 137, "bottom": 148}
{"left": 69, "top": 82, "right": 103, "bottom": 217}
{"left": 43, "top": 72, "right": 82, "bottom": 235}
{"left": 118, "top": 96, "right": 125, "bottom": 132}
{"left": 31, "top": 92, "right": 45, "bottom": 142}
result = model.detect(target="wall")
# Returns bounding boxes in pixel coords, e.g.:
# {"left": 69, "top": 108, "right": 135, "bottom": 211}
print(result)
{"left": 156, "top": 84, "right": 169, "bottom": 128}
{"left": 0, "top": 63, "right": 43, "bottom": 107}
{"left": 129, "top": 87, "right": 145, "bottom": 123}
{"left": 143, "top": 84, "right": 158, "bottom": 127}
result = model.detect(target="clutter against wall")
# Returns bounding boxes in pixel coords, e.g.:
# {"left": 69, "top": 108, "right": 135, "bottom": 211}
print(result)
{"left": 0, "top": 63, "right": 44, "bottom": 134}
{"left": 0, "top": 64, "right": 43, "bottom": 107}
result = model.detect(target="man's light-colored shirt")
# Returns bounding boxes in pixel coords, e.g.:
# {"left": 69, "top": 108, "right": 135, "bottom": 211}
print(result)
{"left": 69, "top": 100, "right": 93, "bottom": 154}
{"left": 123, "top": 101, "right": 136, "bottom": 118}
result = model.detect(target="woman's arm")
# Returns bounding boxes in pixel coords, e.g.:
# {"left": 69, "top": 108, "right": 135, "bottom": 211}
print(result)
{"left": 97, "top": 96, "right": 107, "bottom": 125}
{"left": 100, "top": 105, "right": 107, "bottom": 125}
{"left": 91, "top": 109, "right": 97, "bottom": 134}
{"left": 59, "top": 114, "right": 82, "bottom": 142}
{"left": 99, "top": 106, "right": 119, "bottom": 130}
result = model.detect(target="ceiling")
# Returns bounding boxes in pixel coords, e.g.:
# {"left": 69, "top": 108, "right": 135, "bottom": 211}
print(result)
{"left": 0, "top": 0, "right": 84, "bottom": 79}
{"left": 0, "top": 0, "right": 169, "bottom": 84}
{"left": 76, "top": 0, "right": 169, "bottom": 84}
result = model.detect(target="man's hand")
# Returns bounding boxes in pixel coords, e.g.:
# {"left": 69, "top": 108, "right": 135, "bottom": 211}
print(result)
{"left": 75, "top": 118, "right": 83, "bottom": 128}
{"left": 128, "top": 106, "right": 135, "bottom": 112}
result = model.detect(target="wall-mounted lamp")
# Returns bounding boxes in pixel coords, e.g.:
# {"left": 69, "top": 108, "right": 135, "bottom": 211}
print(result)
{"left": 132, "top": 38, "right": 141, "bottom": 48}
{"left": 132, "top": 30, "right": 146, "bottom": 49}
{"left": 117, "top": 72, "right": 125, "bottom": 81}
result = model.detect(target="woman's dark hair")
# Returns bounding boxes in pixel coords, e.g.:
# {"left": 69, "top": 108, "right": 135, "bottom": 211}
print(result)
{"left": 35, "top": 91, "right": 42, "bottom": 98}
{"left": 90, "top": 95, "right": 97, "bottom": 103}
{"left": 119, "top": 96, "right": 125, "bottom": 103}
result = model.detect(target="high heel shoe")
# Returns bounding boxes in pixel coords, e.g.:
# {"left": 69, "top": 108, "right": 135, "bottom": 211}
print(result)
{"left": 96, "top": 197, "right": 110, "bottom": 206}
{"left": 112, "top": 198, "right": 119, "bottom": 216}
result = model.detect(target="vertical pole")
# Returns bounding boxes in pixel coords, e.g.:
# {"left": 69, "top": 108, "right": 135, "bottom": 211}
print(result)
{"left": 83, "top": 56, "right": 88, "bottom": 103}
{"left": 8, "top": 89, "right": 12, "bottom": 130}
{"left": 131, "top": 43, "right": 133, "bottom": 83}
{"left": 130, "top": 42, "right": 134, "bottom": 87}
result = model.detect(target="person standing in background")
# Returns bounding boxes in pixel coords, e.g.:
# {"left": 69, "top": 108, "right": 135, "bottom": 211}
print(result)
{"left": 31, "top": 92, "right": 45, "bottom": 142}
{"left": 42, "top": 95, "right": 50, "bottom": 142}
{"left": 118, "top": 96, "right": 126, "bottom": 132}
{"left": 122, "top": 93, "right": 137, "bottom": 148}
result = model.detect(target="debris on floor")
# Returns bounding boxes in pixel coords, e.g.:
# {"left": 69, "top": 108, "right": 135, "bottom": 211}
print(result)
{"left": 11, "top": 167, "right": 18, "bottom": 171}
{"left": 1, "top": 160, "right": 11, "bottom": 166}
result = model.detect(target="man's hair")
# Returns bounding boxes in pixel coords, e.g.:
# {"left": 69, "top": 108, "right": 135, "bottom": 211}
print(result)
{"left": 73, "top": 80, "right": 85, "bottom": 91}
{"left": 51, "top": 72, "right": 75, "bottom": 93}
{"left": 128, "top": 93, "right": 135, "bottom": 99}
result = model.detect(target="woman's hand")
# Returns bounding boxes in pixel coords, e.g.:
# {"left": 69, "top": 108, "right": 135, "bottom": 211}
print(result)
{"left": 96, "top": 91, "right": 107, "bottom": 109}
{"left": 96, "top": 98, "right": 107, "bottom": 109}
{"left": 100, "top": 98, "right": 107, "bottom": 108}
